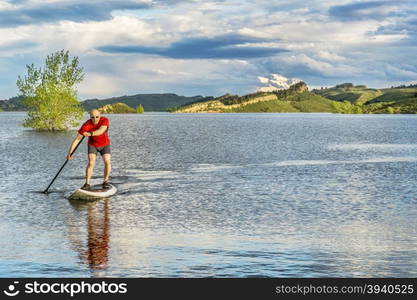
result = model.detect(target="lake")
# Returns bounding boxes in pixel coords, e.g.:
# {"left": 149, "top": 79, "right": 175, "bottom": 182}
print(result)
{"left": 1, "top": 112, "right": 417, "bottom": 277}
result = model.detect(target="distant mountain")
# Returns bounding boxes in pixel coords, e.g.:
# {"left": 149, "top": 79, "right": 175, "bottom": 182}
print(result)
{"left": 0, "top": 93, "right": 213, "bottom": 112}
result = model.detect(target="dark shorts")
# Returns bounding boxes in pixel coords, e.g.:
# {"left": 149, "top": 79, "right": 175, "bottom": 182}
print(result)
{"left": 88, "top": 144, "right": 111, "bottom": 156}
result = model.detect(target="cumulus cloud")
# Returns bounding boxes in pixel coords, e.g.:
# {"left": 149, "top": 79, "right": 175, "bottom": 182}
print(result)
{"left": 256, "top": 74, "right": 301, "bottom": 92}
{"left": 78, "top": 72, "right": 123, "bottom": 98}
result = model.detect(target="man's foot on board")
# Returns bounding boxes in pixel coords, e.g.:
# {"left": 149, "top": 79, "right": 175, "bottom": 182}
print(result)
{"left": 81, "top": 183, "right": 91, "bottom": 191}
{"left": 102, "top": 181, "right": 111, "bottom": 189}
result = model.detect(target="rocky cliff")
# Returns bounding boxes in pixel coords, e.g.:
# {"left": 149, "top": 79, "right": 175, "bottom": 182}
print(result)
{"left": 98, "top": 102, "right": 136, "bottom": 113}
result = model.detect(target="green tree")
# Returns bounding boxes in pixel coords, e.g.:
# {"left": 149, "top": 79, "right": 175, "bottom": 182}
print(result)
{"left": 332, "top": 101, "right": 364, "bottom": 114}
{"left": 352, "top": 104, "right": 363, "bottom": 114}
{"left": 136, "top": 104, "right": 145, "bottom": 114}
{"left": 332, "top": 101, "right": 351, "bottom": 113}
{"left": 17, "top": 50, "right": 84, "bottom": 131}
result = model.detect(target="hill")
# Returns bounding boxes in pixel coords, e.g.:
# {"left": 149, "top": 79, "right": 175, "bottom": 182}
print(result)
{"left": 368, "top": 87, "right": 417, "bottom": 103}
{"left": 170, "top": 82, "right": 338, "bottom": 113}
{"left": 312, "top": 84, "right": 417, "bottom": 113}
{"left": 98, "top": 102, "right": 136, "bottom": 114}
{"left": 169, "top": 92, "right": 280, "bottom": 113}
{"left": 363, "top": 87, "right": 417, "bottom": 113}
{"left": 0, "top": 93, "right": 212, "bottom": 112}
{"left": 312, "top": 83, "right": 383, "bottom": 105}
{"left": 0, "top": 96, "right": 26, "bottom": 111}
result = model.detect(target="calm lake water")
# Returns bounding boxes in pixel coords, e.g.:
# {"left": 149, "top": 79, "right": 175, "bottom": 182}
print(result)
{"left": 1, "top": 112, "right": 417, "bottom": 277}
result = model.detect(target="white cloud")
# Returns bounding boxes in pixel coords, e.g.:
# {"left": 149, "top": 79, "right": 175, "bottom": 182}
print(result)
{"left": 41, "top": 16, "right": 158, "bottom": 53}
{"left": 278, "top": 53, "right": 359, "bottom": 76}
{"left": 316, "top": 50, "right": 346, "bottom": 62}
{"left": 78, "top": 72, "right": 122, "bottom": 98}
{"left": 0, "top": 0, "right": 17, "bottom": 10}
{"left": 257, "top": 76, "right": 269, "bottom": 84}
{"left": 257, "top": 73, "right": 301, "bottom": 92}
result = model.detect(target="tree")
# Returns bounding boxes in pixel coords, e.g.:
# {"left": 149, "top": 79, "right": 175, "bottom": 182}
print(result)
{"left": 136, "top": 104, "right": 145, "bottom": 114}
{"left": 17, "top": 50, "right": 84, "bottom": 131}
{"left": 352, "top": 104, "right": 363, "bottom": 114}
{"left": 332, "top": 101, "right": 351, "bottom": 113}
{"left": 331, "top": 101, "right": 364, "bottom": 114}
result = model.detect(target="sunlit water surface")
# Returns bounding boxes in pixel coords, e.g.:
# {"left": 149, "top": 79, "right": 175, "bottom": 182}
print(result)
{"left": 1, "top": 112, "right": 417, "bottom": 277}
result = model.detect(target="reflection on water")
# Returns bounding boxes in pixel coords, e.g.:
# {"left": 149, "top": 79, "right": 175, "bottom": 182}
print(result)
{"left": 67, "top": 200, "right": 110, "bottom": 272}
{"left": 2, "top": 112, "right": 417, "bottom": 277}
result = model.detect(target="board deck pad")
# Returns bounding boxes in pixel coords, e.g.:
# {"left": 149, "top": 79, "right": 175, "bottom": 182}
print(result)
{"left": 68, "top": 184, "right": 117, "bottom": 201}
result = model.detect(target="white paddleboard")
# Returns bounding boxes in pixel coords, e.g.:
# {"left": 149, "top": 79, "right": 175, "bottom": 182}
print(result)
{"left": 69, "top": 184, "right": 117, "bottom": 201}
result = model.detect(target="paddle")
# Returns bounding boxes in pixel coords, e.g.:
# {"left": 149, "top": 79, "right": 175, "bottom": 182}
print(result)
{"left": 43, "top": 136, "right": 85, "bottom": 194}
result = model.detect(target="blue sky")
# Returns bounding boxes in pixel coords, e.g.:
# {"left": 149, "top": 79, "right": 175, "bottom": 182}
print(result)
{"left": 0, "top": 0, "right": 416, "bottom": 99}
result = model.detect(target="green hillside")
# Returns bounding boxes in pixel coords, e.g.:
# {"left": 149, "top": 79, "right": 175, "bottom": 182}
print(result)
{"left": 312, "top": 83, "right": 382, "bottom": 105}
{"left": 286, "top": 92, "right": 336, "bottom": 112}
{"left": 363, "top": 97, "right": 417, "bottom": 114}
{"left": 170, "top": 82, "right": 417, "bottom": 114}
{"left": 171, "top": 82, "right": 338, "bottom": 113}
{"left": 312, "top": 83, "right": 417, "bottom": 113}
{"left": 225, "top": 92, "right": 336, "bottom": 113}
{"left": 369, "top": 87, "right": 417, "bottom": 113}
{"left": 228, "top": 99, "right": 298, "bottom": 112}
{"left": 368, "top": 87, "right": 417, "bottom": 103}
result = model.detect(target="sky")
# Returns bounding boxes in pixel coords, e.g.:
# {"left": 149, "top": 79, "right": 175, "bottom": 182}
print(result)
{"left": 0, "top": 0, "right": 416, "bottom": 99}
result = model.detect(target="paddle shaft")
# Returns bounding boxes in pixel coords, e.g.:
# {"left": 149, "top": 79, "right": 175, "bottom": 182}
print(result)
{"left": 43, "top": 136, "right": 85, "bottom": 193}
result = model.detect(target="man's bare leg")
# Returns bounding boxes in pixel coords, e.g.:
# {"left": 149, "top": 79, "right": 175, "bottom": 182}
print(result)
{"left": 86, "top": 153, "right": 97, "bottom": 185}
{"left": 102, "top": 153, "right": 111, "bottom": 183}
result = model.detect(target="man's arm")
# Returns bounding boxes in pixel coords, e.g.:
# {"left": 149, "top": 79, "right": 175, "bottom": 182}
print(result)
{"left": 90, "top": 125, "right": 108, "bottom": 137}
{"left": 67, "top": 134, "right": 84, "bottom": 160}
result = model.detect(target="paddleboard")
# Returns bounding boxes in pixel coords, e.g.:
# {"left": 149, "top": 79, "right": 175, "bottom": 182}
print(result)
{"left": 68, "top": 184, "right": 117, "bottom": 201}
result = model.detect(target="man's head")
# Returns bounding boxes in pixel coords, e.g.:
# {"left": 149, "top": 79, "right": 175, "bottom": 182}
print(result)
{"left": 89, "top": 109, "right": 101, "bottom": 125}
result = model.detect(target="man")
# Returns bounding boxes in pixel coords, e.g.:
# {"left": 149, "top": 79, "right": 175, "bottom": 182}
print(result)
{"left": 67, "top": 109, "right": 111, "bottom": 190}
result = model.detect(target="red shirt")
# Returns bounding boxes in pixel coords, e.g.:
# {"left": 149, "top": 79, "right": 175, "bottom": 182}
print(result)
{"left": 78, "top": 116, "right": 110, "bottom": 147}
